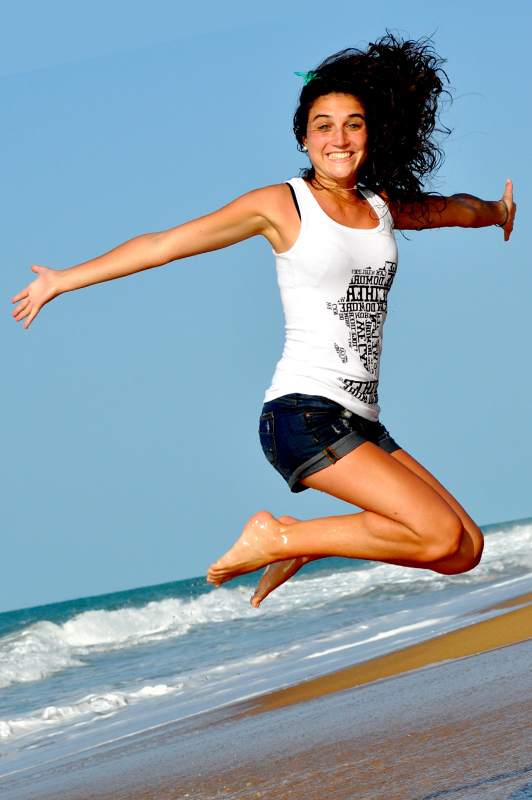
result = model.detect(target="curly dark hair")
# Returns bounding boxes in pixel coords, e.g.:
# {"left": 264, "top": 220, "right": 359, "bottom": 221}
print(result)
{"left": 293, "top": 33, "right": 450, "bottom": 204}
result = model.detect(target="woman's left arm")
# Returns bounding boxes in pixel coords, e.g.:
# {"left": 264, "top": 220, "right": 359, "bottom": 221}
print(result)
{"left": 392, "top": 179, "right": 516, "bottom": 242}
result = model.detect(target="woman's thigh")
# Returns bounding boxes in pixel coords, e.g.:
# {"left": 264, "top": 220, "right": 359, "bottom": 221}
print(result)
{"left": 301, "top": 442, "right": 462, "bottom": 537}
{"left": 390, "top": 449, "right": 483, "bottom": 544}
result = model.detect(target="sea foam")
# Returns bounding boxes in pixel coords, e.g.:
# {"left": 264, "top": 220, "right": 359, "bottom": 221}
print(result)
{"left": 0, "top": 684, "right": 181, "bottom": 740}
{"left": 0, "top": 590, "right": 255, "bottom": 689}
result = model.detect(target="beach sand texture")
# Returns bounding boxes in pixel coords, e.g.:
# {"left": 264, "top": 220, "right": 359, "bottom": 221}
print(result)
{"left": 248, "top": 592, "right": 532, "bottom": 714}
{"left": 4, "top": 592, "right": 532, "bottom": 800}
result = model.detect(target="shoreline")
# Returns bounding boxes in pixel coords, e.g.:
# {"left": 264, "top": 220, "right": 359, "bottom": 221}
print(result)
{"left": 3, "top": 589, "right": 532, "bottom": 800}
{"left": 244, "top": 590, "right": 532, "bottom": 715}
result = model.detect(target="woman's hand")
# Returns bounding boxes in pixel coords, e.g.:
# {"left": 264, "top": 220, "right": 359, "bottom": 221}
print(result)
{"left": 12, "top": 265, "right": 62, "bottom": 329}
{"left": 499, "top": 179, "right": 516, "bottom": 242}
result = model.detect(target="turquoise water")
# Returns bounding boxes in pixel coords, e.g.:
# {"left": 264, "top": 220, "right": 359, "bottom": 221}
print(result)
{"left": 1, "top": 517, "right": 531, "bottom": 779}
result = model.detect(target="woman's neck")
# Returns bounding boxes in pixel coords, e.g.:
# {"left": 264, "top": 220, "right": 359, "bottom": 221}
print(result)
{"left": 308, "top": 173, "right": 361, "bottom": 204}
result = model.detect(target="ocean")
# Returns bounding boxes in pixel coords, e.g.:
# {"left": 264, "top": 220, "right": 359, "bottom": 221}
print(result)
{"left": 1, "top": 517, "right": 531, "bottom": 783}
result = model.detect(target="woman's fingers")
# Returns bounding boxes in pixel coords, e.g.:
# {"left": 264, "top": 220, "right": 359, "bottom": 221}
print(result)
{"left": 11, "top": 288, "right": 29, "bottom": 304}
{"left": 501, "top": 179, "right": 516, "bottom": 242}
{"left": 502, "top": 178, "right": 513, "bottom": 203}
{"left": 24, "top": 307, "right": 40, "bottom": 329}
{"left": 12, "top": 297, "right": 29, "bottom": 312}
{"left": 12, "top": 299, "right": 30, "bottom": 318}
{"left": 13, "top": 303, "right": 32, "bottom": 321}
{"left": 13, "top": 300, "right": 40, "bottom": 327}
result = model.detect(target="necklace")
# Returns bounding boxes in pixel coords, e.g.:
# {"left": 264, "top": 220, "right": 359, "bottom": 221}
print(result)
{"left": 311, "top": 176, "right": 359, "bottom": 193}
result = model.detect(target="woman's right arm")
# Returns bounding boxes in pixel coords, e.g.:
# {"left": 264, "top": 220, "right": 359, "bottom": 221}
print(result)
{"left": 12, "top": 185, "right": 295, "bottom": 328}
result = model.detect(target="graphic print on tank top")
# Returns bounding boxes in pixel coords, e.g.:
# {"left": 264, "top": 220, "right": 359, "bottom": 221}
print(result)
{"left": 326, "top": 260, "right": 397, "bottom": 403}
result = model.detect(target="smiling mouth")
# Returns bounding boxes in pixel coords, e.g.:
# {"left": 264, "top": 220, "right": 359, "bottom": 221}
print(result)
{"left": 326, "top": 152, "right": 353, "bottom": 161}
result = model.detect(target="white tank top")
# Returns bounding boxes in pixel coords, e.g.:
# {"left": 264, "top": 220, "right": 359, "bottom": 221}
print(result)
{"left": 264, "top": 177, "right": 398, "bottom": 421}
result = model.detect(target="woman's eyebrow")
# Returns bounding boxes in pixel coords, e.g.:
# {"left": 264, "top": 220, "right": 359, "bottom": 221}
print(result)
{"left": 311, "top": 112, "right": 365, "bottom": 122}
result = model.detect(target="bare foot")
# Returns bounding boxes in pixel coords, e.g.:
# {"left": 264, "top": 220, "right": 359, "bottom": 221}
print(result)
{"left": 250, "top": 517, "right": 316, "bottom": 608}
{"left": 250, "top": 558, "right": 309, "bottom": 607}
{"left": 207, "top": 511, "right": 287, "bottom": 588}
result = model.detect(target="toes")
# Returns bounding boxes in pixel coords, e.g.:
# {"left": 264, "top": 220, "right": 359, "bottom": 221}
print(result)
{"left": 206, "top": 567, "right": 222, "bottom": 586}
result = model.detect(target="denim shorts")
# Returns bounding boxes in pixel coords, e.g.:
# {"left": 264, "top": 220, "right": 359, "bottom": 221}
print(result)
{"left": 259, "top": 393, "right": 401, "bottom": 493}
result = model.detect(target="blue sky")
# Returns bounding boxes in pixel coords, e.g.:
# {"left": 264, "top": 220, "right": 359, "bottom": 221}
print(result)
{"left": 1, "top": 1, "right": 531, "bottom": 612}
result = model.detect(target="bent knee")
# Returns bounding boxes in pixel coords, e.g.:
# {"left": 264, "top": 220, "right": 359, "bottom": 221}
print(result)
{"left": 414, "top": 513, "right": 464, "bottom": 564}
{"left": 458, "top": 554, "right": 481, "bottom": 573}
{"left": 454, "top": 529, "right": 485, "bottom": 573}
{"left": 427, "top": 524, "right": 485, "bottom": 574}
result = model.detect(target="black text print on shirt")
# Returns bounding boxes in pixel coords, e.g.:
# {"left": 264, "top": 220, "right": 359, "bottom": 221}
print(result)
{"left": 326, "top": 260, "right": 397, "bottom": 377}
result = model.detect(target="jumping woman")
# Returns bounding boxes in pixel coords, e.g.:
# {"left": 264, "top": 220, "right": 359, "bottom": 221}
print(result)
{"left": 12, "top": 35, "right": 515, "bottom": 608}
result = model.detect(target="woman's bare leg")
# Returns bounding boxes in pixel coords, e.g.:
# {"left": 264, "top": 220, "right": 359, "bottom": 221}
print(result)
{"left": 207, "top": 442, "right": 483, "bottom": 587}
{"left": 387, "top": 450, "right": 483, "bottom": 574}
{"left": 250, "top": 517, "right": 319, "bottom": 608}
{"left": 248, "top": 450, "right": 483, "bottom": 604}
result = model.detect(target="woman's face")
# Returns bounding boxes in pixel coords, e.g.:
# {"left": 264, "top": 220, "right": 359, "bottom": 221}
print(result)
{"left": 303, "top": 93, "right": 368, "bottom": 187}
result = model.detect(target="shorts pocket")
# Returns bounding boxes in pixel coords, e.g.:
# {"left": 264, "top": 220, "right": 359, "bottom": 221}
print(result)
{"left": 303, "top": 408, "right": 353, "bottom": 444}
{"left": 259, "top": 411, "right": 278, "bottom": 467}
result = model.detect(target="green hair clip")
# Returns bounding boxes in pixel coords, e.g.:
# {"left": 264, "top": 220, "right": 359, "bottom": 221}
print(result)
{"left": 294, "top": 71, "right": 317, "bottom": 85}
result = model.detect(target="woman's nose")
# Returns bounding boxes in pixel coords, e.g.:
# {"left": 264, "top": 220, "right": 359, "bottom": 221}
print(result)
{"left": 330, "top": 127, "right": 349, "bottom": 147}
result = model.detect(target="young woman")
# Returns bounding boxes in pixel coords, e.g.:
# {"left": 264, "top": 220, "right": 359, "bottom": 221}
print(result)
{"left": 12, "top": 35, "right": 515, "bottom": 607}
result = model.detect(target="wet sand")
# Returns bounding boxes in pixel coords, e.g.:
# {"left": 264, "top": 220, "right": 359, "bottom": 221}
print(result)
{"left": 247, "top": 593, "right": 532, "bottom": 714}
{"left": 3, "top": 592, "right": 532, "bottom": 800}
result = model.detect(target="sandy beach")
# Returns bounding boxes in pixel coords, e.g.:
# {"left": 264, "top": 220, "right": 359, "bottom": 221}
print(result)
{"left": 3, "top": 589, "right": 532, "bottom": 800}
{"left": 247, "top": 591, "right": 532, "bottom": 714}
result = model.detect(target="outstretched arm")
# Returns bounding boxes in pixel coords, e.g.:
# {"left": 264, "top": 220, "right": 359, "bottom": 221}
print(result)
{"left": 12, "top": 185, "right": 293, "bottom": 328}
{"left": 392, "top": 179, "right": 516, "bottom": 242}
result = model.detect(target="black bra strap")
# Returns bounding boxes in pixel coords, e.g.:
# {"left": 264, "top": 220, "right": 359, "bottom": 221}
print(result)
{"left": 286, "top": 182, "right": 301, "bottom": 220}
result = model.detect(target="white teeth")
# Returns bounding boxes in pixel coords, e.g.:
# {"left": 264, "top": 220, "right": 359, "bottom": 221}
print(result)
{"left": 327, "top": 152, "right": 352, "bottom": 160}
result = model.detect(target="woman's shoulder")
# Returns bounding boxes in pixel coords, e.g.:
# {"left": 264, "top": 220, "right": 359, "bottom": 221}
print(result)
{"left": 239, "top": 182, "right": 301, "bottom": 215}
{"left": 246, "top": 181, "right": 300, "bottom": 197}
